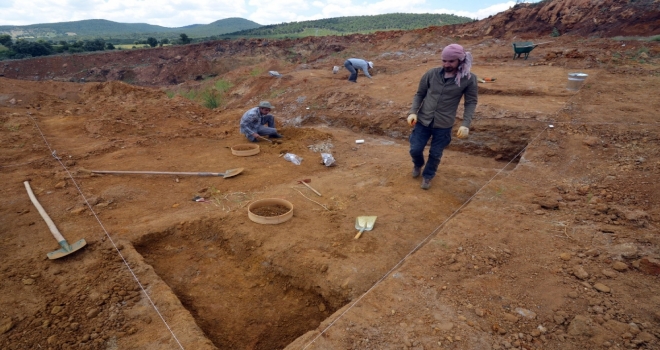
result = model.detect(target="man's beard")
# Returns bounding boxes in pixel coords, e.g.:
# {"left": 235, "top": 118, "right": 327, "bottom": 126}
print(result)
{"left": 444, "top": 66, "right": 457, "bottom": 73}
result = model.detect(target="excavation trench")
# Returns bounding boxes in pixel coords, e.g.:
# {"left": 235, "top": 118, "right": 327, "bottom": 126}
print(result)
{"left": 135, "top": 221, "right": 346, "bottom": 350}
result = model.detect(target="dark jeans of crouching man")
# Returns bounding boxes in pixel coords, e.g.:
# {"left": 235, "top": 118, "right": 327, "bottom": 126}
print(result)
{"left": 246, "top": 115, "right": 277, "bottom": 142}
{"left": 344, "top": 60, "right": 358, "bottom": 82}
{"left": 409, "top": 122, "right": 452, "bottom": 180}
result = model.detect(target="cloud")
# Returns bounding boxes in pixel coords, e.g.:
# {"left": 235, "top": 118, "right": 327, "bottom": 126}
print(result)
{"left": 248, "top": 0, "right": 515, "bottom": 25}
{"left": 247, "top": 0, "right": 312, "bottom": 24}
{"left": 1, "top": 0, "right": 516, "bottom": 27}
{"left": 1, "top": 0, "right": 249, "bottom": 27}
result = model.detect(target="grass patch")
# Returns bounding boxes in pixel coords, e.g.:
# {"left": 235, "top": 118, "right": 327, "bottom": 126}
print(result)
{"left": 164, "top": 77, "right": 233, "bottom": 109}
{"left": 202, "top": 90, "right": 220, "bottom": 109}
{"left": 180, "top": 90, "right": 199, "bottom": 100}
{"left": 5, "top": 124, "right": 20, "bottom": 131}
{"left": 114, "top": 44, "right": 150, "bottom": 50}
{"left": 612, "top": 35, "right": 660, "bottom": 42}
{"left": 214, "top": 79, "right": 233, "bottom": 92}
{"left": 270, "top": 88, "right": 287, "bottom": 99}
{"left": 250, "top": 68, "right": 263, "bottom": 76}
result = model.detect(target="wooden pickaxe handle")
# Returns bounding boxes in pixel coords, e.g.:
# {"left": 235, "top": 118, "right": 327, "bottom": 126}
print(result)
{"left": 300, "top": 181, "right": 322, "bottom": 196}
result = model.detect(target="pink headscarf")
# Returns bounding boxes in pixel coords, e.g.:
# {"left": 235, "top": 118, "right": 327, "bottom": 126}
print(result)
{"left": 441, "top": 44, "right": 472, "bottom": 87}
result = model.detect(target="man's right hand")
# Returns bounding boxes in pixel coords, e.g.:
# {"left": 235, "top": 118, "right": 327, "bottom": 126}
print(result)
{"left": 407, "top": 114, "right": 417, "bottom": 126}
{"left": 252, "top": 133, "right": 260, "bottom": 139}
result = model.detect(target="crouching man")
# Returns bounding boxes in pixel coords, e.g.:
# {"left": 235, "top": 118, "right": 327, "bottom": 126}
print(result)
{"left": 239, "top": 101, "right": 283, "bottom": 142}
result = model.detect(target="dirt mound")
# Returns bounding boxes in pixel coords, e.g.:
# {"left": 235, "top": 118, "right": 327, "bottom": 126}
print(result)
{"left": 2, "top": 0, "right": 657, "bottom": 87}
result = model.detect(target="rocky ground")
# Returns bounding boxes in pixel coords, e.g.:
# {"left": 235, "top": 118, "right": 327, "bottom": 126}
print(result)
{"left": 1, "top": 1, "right": 660, "bottom": 349}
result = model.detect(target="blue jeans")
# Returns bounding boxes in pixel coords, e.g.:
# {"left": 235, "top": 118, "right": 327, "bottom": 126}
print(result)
{"left": 246, "top": 115, "right": 278, "bottom": 142}
{"left": 344, "top": 60, "right": 357, "bottom": 82}
{"left": 409, "top": 123, "right": 452, "bottom": 179}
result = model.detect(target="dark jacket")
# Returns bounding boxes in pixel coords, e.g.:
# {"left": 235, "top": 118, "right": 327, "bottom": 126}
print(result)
{"left": 409, "top": 67, "right": 478, "bottom": 128}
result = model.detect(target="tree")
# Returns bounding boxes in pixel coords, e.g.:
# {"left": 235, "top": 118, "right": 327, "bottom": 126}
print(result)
{"left": 160, "top": 38, "right": 170, "bottom": 46}
{"left": 179, "top": 33, "right": 191, "bottom": 44}
{"left": 106, "top": 42, "right": 115, "bottom": 50}
{"left": 146, "top": 37, "right": 158, "bottom": 47}
{"left": 83, "top": 38, "right": 106, "bottom": 51}
{"left": 0, "top": 34, "right": 13, "bottom": 47}
{"left": 11, "top": 39, "right": 53, "bottom": 57}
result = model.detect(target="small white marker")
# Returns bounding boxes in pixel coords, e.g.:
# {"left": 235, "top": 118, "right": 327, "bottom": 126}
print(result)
{"left": 549, "top": 124, "right": 554, "bottom": 128}
{"left": 306, "top": 107, "right": 310, "bottom": 109}
{"left": 355, "top": 139, "right": 365, "bottom": 144}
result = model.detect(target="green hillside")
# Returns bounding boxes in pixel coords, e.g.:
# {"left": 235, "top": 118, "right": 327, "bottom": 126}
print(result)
{"left": 0, "top": 18, "right": 261, "bottom": 41}
{"left": 184, "top": 18, "right": 261, "bottom": 38}
{"left": 0, "top": 13, "right": 473, "bottom": 48}
{"left": 222, "top": 13, "right": 474, "bottom": 38}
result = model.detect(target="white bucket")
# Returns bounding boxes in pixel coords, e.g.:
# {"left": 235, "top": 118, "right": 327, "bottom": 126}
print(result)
{"left": 332, "top": 66, "right": 340, "bottom": 74}
{"left": 567, "top": 73, "right": 588, "bottom": 91}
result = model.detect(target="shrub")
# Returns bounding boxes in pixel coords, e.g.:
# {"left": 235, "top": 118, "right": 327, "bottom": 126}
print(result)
{"left": 83, "top": 38, "right": 105, "bottom": 52}
{"left": 550, "top": 27, "right": 560, "bottom": 37}
{"left": 202, "top": 90, "right": 220, "bottom": 109}
{"left": 11, "top": 40, "right": 53, "bottom": 57}
{"left": 0, "top": 34, "right": 12, "bottom": 47}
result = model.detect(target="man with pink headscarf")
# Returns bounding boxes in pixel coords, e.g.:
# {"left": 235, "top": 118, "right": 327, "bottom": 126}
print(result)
{"left": 406, "top": 43, "right": 478, "bottom": 190}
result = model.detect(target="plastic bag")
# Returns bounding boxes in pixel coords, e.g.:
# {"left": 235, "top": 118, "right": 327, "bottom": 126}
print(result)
{"left": 283, "top": 153, "right": 303, "bottom": 165}
{"left": 321, "top": 153, "right": 336, "bottom": 167}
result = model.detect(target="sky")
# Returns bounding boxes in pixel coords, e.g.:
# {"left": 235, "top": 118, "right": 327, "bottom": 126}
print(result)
{"left": 0, "top": 0, "right": 523, "bottom": 27}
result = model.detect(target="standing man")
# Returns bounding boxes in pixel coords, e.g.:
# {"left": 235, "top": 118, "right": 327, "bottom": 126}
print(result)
{"left": 407, "top": 44, "right": 478, "bottom": 190}
{"left": 343, "top": 58, "right": 373, "bottom": 83}
{"left": 240, "top": 101, "right": 283, "bottom": 142}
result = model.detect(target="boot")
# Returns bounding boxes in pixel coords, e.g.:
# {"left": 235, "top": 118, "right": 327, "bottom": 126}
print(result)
{"left": 421, "top": 178, "right": 432, "bottom": 190}
{"left": 412, "top": 166, "right": 421, "bottom": 178}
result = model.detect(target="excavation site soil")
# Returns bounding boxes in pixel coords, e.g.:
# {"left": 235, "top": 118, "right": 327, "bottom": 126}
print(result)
{"left": 1, "top": 1, "right": 660, "bottom": 349}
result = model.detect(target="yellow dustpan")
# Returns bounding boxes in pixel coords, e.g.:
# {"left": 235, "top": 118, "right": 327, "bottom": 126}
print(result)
{"left": 354, "top": 216, "right": 377, "bottom": 239}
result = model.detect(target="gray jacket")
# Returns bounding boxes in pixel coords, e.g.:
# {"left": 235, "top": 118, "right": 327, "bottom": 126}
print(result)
{"left": 346, "top": 58, "right": 372, "bottom": 78}
{"left": 240, "top": 107, "right": 266, "bottom": 135}
{"left": 409, "top": 67, "right": 478, "bottom": 128}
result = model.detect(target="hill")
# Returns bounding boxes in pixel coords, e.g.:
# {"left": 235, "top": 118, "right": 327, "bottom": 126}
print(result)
{"left": 222, "top": 13, "right": 474, "bottom": 38}
{"left": 0, "top": 18, "right": 261, "bottom": 41}
{"left": 0, "top": 14, "right": 473, "bottom": 43}
{"left": 451, "top": 0, "right": 660, "bottom": 38}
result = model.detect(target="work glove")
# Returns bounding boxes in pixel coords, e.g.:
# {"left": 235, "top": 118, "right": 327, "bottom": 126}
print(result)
{"left": 456, "top": 126, "right": 469, "bottom": 139}
{"left": 407, "top": 113, "right": 417, "bottom": 126}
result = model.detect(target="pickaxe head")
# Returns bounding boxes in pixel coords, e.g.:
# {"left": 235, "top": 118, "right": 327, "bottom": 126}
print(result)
{"left": 48, "top": 239, "right": 87, "bottom": 259}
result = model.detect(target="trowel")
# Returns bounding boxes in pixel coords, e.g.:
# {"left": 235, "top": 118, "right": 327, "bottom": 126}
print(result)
{"left": 354, "top": 216, "right": 377, "bottom": 239}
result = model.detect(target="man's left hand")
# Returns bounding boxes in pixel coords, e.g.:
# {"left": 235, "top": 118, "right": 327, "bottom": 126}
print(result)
{"left": 456, "top": 126, "right": 469, "bottom": 139}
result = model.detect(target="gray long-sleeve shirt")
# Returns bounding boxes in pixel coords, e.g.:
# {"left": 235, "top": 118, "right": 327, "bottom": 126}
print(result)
{"left": 240, "top": 107, "right": 266, "bottom": 135}
{"left": 346, "top": 58, "right": 372, "bottom": 79}
{"left": 409, "top": 67, "right": 478, "bottom": 128}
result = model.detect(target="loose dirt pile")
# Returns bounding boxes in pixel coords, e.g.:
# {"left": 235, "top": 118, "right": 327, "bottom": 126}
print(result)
{"left": 1, "top": 2, "right": 660, "bottom": 350}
